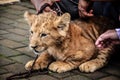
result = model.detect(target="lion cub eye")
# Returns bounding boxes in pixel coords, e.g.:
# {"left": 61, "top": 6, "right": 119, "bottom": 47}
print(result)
{"left": 40, "top": 33, "right": 47, "bottom": 37}
{"left": 57, "top": 24, "right": 65, "bottom": 30}
{"left": 30, "top": 30, "right": 33, "bottom": 34}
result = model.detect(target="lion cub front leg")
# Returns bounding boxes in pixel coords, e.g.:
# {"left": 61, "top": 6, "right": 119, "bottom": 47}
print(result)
{"left": 25, "top": 52, "right": 52, "bottom": 70}
{"left": 48, "top": 50, "right": 94, "bottom": 73}
{"left": 49, "top": 61, "right": 79, "bottom": 73}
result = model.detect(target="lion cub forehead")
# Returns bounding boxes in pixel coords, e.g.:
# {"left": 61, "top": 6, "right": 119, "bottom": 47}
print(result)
{"left": 30, "top": 13, "right": 59, "bottom": 32}
{"left": 38, "top": 12, "right": 58, "bottom": 21}
{"left": 33, "top": 13, "right": 60, "bottom": 29}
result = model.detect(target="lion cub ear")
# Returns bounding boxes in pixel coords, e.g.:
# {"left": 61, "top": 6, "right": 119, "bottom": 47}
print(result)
{"left": 24, "top": 11, "right": 36, "bottom": 26}
{"left": 61, "top": 13, "right": 71, "bottom": 23}
{"left": 57, "top": 13, "right": 71, "bottom": 36}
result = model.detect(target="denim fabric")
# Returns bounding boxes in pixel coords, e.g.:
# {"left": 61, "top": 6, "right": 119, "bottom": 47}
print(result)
{"left": 93, "top": 2, "right": 120, "bottom": 24}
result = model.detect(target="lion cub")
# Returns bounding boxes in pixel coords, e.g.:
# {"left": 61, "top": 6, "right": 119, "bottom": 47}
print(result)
{"left": 24, "top": 12, "right": 114, "bottom": 73}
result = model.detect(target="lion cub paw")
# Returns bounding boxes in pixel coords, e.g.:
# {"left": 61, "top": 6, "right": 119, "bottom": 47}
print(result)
{"left": 25, "top": 60, "right": 40, "bottom": 70}
{"left": 79, "top": 61, "right": 98, "bottom": 73}
{"left": 49, "top": 61, "right": 71, "bottom": 73}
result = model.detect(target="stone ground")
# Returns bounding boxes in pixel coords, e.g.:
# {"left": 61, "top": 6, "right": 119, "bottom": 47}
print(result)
{"left": 0, "top": 1, "right": 120, "bottom": 80}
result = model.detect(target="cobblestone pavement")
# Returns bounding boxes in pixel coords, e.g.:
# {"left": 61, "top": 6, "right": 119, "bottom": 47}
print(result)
{"left": 0, "top": 1, "right": 120, "bottom": 80}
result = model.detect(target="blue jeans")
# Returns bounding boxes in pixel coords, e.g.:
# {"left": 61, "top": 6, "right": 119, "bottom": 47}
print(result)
{"left": 93, "top": 2, "right": 120, "bottom": 24}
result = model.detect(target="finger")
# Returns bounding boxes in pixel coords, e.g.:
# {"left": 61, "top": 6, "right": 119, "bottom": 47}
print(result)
{"left": 82, "top": 11, "right": 93, "bottom": 17}
{"left": 87, "top": 13, "right": 94, "bottom": 17}
{"left": 44, "top": 7, "right": 53, "bottom": 12}
{"left": 52, "top": 11, "right": 57, "bottom": 14}
{"left": 89, "top": 10, "right": 93, "bottom": 14}
{"left": 97, "top": 44, "right": 103, "bottom": 48}
{"left": 97, "top": 43, "right": 105, "bottom": 50}
{"left": 95, "top": 37, "right": 103, "bottom": 46}
{"left": 89, "top": 10, "right": 94, "bottom": 16}
{"left": 78, "top": 10, "right": 85, "bottom": 17}
{"left": 97, "top": 33, "right": 111, "bottom": 42}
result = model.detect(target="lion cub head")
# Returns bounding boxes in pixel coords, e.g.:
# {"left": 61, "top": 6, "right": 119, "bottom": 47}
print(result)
{"left": 24, "top": 12, "right": 71, "bottom": 54}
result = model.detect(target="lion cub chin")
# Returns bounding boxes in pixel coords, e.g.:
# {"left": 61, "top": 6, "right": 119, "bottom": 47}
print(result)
{"left": 24, "top": 11, "right": 114, "bottom": 73}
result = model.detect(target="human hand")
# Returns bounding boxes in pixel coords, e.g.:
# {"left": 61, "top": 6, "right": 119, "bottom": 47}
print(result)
{"left": 95, "top": 30, "right": 120, "bottom": 49}
{"left": 78, "top": 0, "right": 94, "bottom": 18}
{"left": 31, "top": 0, "right": 59, "bottom": 13}
{"left": 43, "top": 6, "right": 57, "bottom": 14}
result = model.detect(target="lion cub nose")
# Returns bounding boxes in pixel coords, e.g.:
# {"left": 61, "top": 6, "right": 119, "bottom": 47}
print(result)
{"left": 31, "top": 45, "right": 37, "bottom": 49}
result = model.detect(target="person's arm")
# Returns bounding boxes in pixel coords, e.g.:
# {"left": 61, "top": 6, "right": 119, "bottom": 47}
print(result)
{"left": 30, "top": 0, "right": 60, "bottom": 13}
{"left": 95, "top": 29, "right": 120, "bottom": 49}
{"left": 31, "top": 0, "right": 50, "bottom": 13}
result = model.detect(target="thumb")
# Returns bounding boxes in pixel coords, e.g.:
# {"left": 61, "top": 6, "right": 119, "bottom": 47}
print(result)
{"left": 89, "top": 10, "right": 93, "bottom": 14}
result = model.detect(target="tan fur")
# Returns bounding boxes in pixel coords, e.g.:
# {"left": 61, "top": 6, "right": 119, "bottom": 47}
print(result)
{"left": 24, "top": 12, "right": 114, "bottom": 73}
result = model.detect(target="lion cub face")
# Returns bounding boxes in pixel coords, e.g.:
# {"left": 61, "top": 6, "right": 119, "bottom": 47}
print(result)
{"left": 24, "top": 12, "right": 70, "bottom": 54}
